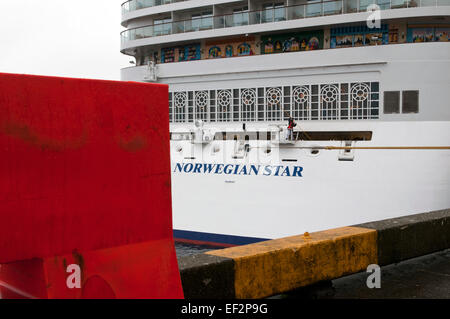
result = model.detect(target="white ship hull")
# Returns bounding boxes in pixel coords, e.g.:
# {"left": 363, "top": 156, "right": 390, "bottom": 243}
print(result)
{"left": 171, "top": 120, "right": 450, "bottom": 245}
{"left": 120, "top": 0, "right": 450, "bottom": 246}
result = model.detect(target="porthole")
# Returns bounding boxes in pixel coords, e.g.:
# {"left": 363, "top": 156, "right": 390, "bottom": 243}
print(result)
{"left": 305, "top": 147, "right": 321, "bottom": 157}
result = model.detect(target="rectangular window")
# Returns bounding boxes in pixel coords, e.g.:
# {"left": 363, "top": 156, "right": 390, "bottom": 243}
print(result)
{"left": 389, "top": 29, "right": 399, "bottom": 43}
{"left": 402, "top": 90, "right": 419, "bottom": 113}
{"left": 232, "top": 6, "right": 249, "bottom": 26}
{"left": 262, "top": 2, "right": 285, "bottom": 22}
{"left": 154, "top": 17, "right": 172, "bottom": 36}
{"left": 384, "top": 91, "right": 400, "bottom": 114}
{"left": 273, "top": 3, "right": 285, "bottom": 21}
{"left": 233, "top": 6, "right": 248, "bottom": 13}
{"left": 191, "top": 12, "right": 213, "bottom": 31}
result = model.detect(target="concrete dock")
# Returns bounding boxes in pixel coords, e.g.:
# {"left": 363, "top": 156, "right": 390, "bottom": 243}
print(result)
{"left": 178, "top": 209, "right": 450, "bottom": 299}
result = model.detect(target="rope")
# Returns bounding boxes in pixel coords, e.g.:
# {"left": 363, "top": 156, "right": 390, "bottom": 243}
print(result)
{"left": 289, "top": 146, "right": 450, "bottom": 150}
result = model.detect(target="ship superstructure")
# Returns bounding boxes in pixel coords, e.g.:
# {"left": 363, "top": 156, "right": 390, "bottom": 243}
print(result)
{"left": 120, "top": 0, "right": 450, "bottom": 246}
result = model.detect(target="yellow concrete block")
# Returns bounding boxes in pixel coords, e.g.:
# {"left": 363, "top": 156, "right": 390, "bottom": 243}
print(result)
{"left": 206, "top": 227, "right": 378, "bottom": 299}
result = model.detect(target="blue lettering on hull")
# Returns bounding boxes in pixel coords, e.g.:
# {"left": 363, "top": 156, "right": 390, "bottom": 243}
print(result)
{"left": 173, "top": 163, "right": 303, "bottom": 177}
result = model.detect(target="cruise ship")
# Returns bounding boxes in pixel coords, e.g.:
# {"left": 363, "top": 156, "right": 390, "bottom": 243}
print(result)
{"left": 120, "top": 0, "right": 450, "bottom": 246}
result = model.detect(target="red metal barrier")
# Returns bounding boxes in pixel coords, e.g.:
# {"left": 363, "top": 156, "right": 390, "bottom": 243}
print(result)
{"left": 0, "top": 73, "right": 183, "bottom": 299}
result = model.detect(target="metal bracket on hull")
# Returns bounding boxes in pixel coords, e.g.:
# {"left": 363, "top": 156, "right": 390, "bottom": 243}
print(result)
{"left": 232, "top": 139, "right": 249, "bottom": 159}
{"left": 269, "top": 126, "right": 295, "bottom": 146}
{"left": 190, "top": 120, "right": 213, "bottom": 145}
{"left": 338, "top": 141, "right": 355, "bottom": 161}
{"left": 143, "top": 61, "right": 158, "bottom": 82}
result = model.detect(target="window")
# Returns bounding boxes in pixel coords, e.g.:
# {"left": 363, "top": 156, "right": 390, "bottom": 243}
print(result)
{"left": 262, "top": 2, "right": 285, "bottom": 23}
{"left": 384, "top": 91, "right": 400, "bottom": 114}
{"left": 402, "top": 91, "right": 419, "bottom": 113}
{"left": 154, "top": 17, "right": 172, "bottom": 25}
{"left": 232, "top": 6, "right": 249, "bottom": 26}
{"left": 191, "top": 11, "right": 213, "bottom": 31}
{"left": 389, "top": 29, "right": 399, "bottom": 43}
{"left": 233, "top": 6, "right": 249, "bottom": 13}
{"left": 169, "top": 82, "right": 380, "bottom": 123}
{"left": 154, "top": 17, "right": 172, "bottom": 36}
{"left": 330, "top": 25, "right": 389, "bottom": 48}
{"left": 408, "top": 27, "right": 450, "bottom": 43}
{"left": 305, "top": 0, "right": 322, "bottom": 17}
{"left": 154, "top": 0, "right": 172, "bottom": 5}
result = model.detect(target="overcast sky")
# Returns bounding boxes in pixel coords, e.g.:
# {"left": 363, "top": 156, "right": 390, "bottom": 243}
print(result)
{"left": 0, "top": 0, "right": 130, "bottom": 81}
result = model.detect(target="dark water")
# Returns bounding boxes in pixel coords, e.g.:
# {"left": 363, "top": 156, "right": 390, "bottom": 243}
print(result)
{"left": 175, "top": 242, "right": 218, "bottom": 257}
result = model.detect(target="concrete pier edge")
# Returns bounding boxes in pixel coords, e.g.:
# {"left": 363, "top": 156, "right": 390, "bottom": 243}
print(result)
{"left": 177, "top": 209, "right": 450, "bottom": 299}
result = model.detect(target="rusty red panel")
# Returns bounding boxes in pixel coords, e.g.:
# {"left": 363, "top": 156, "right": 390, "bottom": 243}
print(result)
{"left": 0, "top": 73, "right": 183, "bottom": 298}
{"left": 45, "top": 240, "right": 182, "bottom": 299}
{"left": 0, "top": 258, "right": 48, "bottom": 299}
{"left": 0, "top": 240, "right": 182, "bottom": 299}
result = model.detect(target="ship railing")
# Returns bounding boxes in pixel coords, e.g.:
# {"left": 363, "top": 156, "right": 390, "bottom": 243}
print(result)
{"left": 122, "top": 0, "right": 187, "bottom": 14}
{"left": 121, "top": 0, "right": 450, "bottom": 43}
{"left": 121, "top": 0, "right": 447, "bottom": 14}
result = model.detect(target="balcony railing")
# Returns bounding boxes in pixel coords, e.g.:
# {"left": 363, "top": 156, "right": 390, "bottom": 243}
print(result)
{"left": 121, "top": 0, "right": 450, "bottom": 44}
{"left": 122, "top": 0, "right": 188, "bottom": 14}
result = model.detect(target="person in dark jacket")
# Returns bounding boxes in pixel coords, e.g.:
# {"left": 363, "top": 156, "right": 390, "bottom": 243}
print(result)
{"left": 286, "top": 117, "right": 296, "bottom": 141}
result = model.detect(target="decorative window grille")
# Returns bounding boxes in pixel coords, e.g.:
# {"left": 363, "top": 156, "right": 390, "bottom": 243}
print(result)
{"left": 172, "top": 91, "right": 187, "bottom": 123}
{"left": 169, "top": 92, "right": 173, "bottom": 123}
{"left": 169, "top": 82, "right": 380, "bottom": 123}
{"left": 216, "top": 90, "right": 233, "bottom": 122}
{"left": 320, "top": 84, "right": 340, "bottom": 120}
{"left": 265, "top": 87, "right": 283, "bottom": 121}
{"left": 292, "top": 86, "right": 310, "bottom": 120}
{"left": 350, "top": 83, "right": 371, "bottom": 119}
{"left": 195, "top": 91, "right": 209, "bottom": 121}
{"left": 240, "top": 88, "right": 257, "bottom": 122}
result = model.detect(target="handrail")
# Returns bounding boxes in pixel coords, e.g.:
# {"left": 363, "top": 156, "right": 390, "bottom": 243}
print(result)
{"left": 122, "top": 0, "right": 188, "bottom": 13}
{"left": 122, "top": 0, "right": 348, "bottom": 33}
{"left": 121, "top": 0, "right": 449, "bottom": 43}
